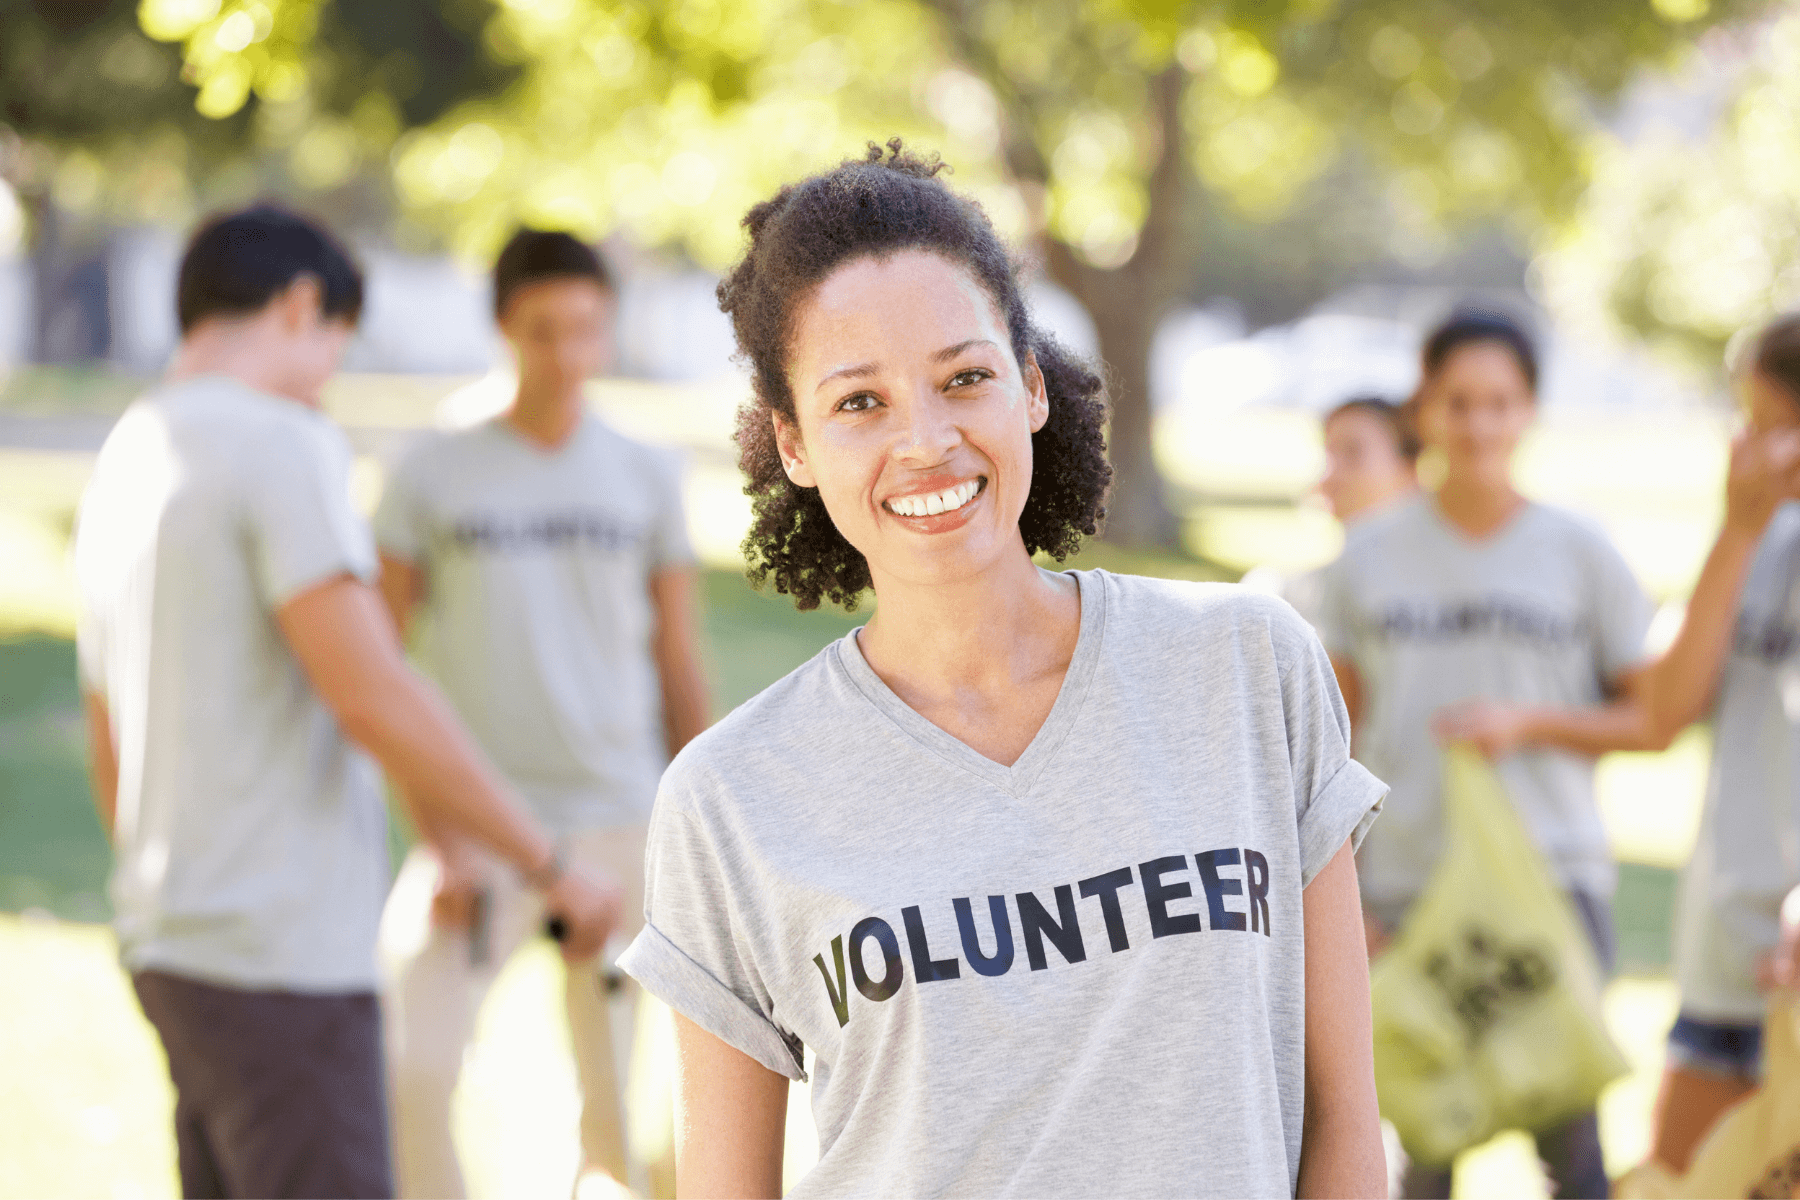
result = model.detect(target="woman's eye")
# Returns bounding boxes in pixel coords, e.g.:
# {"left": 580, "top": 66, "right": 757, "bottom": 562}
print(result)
{"left": 948, "top": 369, "right": 991, "bottom": 388}
{"left": 836, "top": 393, "right": 878, "bottom": 413}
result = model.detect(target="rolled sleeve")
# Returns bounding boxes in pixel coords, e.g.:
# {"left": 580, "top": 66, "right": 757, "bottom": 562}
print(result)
{"left": 246, "top": 422, "right": 377, "bottom": 607}
{"left": 1272, "top": 603, "right": 1387, "bottom": 886}
{"left": 1299, "top": 758, "right": 1386, "bottom": 887}
{"left": 618, "top": 922, "right": 806, "bottom": 1080}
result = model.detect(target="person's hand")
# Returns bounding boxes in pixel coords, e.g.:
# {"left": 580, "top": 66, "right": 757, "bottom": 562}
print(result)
{"left": 542, "top": 864, "right": 625, "bottom": 963}
{"left": 1758, "top": 886, "right": 1800, "bottom": 993}
{"left": 1431, "top": 698, "right": 1537, "bottom": 760}
{"left": 1724, "top": 427, "right": 1800, "bottom": 539}
{"left": 429, "top": 838, "right": 487, "bottom": 930}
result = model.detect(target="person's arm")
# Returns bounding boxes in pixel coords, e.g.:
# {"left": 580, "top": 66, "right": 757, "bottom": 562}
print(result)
{"left": 1431, "top": 664, "right": 1658, "bottom": 759}
{"left": 81, "top": 690, "right": 118, "bottom": 839}
{"left": 1297, "top": 838, "right": 1386, "bottom": 1199}
{"left": 672, "top": 1012, "right": 789, "bottom": 1199}
{"left": 277, "top": 573, "right": 619, "bottom": 958}
{"left": 651, "top": 566, "right": 710, "bottom": 759}
{"left": 377, "top": 551, "right": 426, "bottom": 641}
{"left": 1638, "top": 428, "right": 1800, "bottom": 743}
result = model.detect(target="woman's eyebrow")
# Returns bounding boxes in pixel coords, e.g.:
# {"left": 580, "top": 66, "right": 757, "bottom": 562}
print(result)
{"left": 933, "top": 338, "right": 996, "bottom": 363}
{"left": 814, "top": 361, "right": 878, "bottom": 392}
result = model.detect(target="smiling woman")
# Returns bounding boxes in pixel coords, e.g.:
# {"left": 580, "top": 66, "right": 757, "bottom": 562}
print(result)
{"left": 615, "top": 140, "right": 1390, "bottom": 1200}
{"left": 726, "top": 140, "right": 1109, "bottom": 611}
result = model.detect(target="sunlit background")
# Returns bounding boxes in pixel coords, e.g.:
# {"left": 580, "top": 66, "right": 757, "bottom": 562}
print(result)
{"left": 4, "top": 0, "right": 1800, "bottom": 1196}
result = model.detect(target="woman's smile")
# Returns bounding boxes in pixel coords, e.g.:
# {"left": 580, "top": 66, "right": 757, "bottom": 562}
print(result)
{"left": 881, "top": 475, "right": 987, "bottom": 526}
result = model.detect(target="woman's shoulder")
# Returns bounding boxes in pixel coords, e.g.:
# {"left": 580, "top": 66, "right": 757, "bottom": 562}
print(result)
{"left": 1087, "top": 569, "right": 1317, "bottom": 656}
{"left": 655, "top": 634, "right": 860, "bottom": 811}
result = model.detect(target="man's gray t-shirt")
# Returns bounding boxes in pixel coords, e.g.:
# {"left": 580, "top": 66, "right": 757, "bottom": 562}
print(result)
{"left": 618, "top": 570, "right": 1385, "bottom": 1197}
{"left": 1316, "top": 496, "right": 1652, "bottom": 910}
{"left": 374, "top": 413, "right": 693, "bottom": 832}
{"left": 1674, "top": 502, "right": 1800, "bottom": 1020}
{"left": 74, "top": 376, "right": 387, "bottom": 992}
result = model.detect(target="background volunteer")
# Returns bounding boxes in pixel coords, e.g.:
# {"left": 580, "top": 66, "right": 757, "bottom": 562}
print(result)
{"left": 74, "top": 206, "right": 619, "bottom": 1200}
{"left": 1636, "top": 314, "right": 1800, "bottom": 1174}
{"left": 374, "top": 229, "right": 708, "bottom": 1199}
{"left": 1318, "top": 309, "right": 1654, "bottom": 1199}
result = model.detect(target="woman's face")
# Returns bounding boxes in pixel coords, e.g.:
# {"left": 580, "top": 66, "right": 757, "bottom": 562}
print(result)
{"left": 1416, "top": 340, "right": 1536, "bottom": 481}
{"left": 1746, "top": 369, "right": 1800, "bottom": 435}
{"left": 776, "top": 250, "right": 1049, "bottom": 591}
{"left": 1319, "top": 409, "right": 1416, "bottom": 524}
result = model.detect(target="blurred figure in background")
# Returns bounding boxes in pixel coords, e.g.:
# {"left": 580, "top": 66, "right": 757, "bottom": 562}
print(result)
{"left": 73, "top": 207, "right": 619, "bottom": 1200}
{"left": 1631, "top": 314, "right": 1800, "bottom": 1176}
{"left": 1245, "top": 394, "right": 1421, "bottom": 625}
{"left": 1318, "top": 309, "right": 1655, "bottom": 1199}
{"left": 1318, "top": 395, "right": 1422, "bottom": 528}
{"left": 374, "top": 230, "right": 708, "bottom": 1199}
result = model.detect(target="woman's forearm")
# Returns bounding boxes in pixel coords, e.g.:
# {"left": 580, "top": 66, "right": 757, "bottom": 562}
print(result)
{"left": 673, "top": 1013, "right": 788, "bottom": 1199}
{"left": 1644, "top": 524, "right": 1760, "bottom": 741}
{"left": 1299, "top": 841, "right": 1386, "bottom": 1199}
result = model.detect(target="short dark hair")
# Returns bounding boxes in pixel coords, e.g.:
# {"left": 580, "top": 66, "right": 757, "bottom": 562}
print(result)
{"left": 1326, "top": 395, "right": 1421, "bottom": 463}
{"left": 493, "top": 229, "right": 615, "bottom": 319}
{"left": 1755, "top": 313, "right": 1800, "bottom": 407}
{"left": 1421, "top": 307, "right": 1539, "bottom": 393}
{"left": 719, "top": 139, "right": 1112, "bottom": 611}
{"left": 177, "top": 205, "right": 363, "bottom": 334}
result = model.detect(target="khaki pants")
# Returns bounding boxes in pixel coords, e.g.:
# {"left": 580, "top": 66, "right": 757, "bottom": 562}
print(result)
{"left": 378, "top": 825, "right": 647, "bottom": 1200}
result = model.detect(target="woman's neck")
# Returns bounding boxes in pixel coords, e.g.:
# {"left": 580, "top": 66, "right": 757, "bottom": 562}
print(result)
{"left": 1434, "top": 468, "right": 1525, "bottom": 540}
{"left": 857, "top": 545, "right": 1080, "bottom": 705}
{"left": 504, "top": 377, "right": 585, "bottom": 449}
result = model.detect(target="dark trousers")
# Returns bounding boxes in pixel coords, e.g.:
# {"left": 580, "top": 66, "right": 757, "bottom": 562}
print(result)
{"left": 133, "top": 970, "right": 392, "bottom": 1199}
{"left": 1397, "top": 891, "right": 1617, "bottom": 1200}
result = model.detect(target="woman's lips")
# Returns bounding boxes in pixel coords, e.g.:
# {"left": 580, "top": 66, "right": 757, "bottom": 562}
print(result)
{"left": 881, "top": 477, "right": 988, "bottom": 529}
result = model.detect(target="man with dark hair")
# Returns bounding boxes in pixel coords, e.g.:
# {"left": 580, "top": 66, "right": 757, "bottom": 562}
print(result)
{"left": 375, "top": 228, "right": 708, "bottom": 1197}
{"left": 74, "top": 206, "right": 622, "bottom": 1200}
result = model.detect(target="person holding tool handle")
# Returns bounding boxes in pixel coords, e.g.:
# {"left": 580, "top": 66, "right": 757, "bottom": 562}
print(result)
{"left": 73, "top": 206, "right": 621, "bottom": 1200}
{"left": 375, "top": 229, "right": 709, "bottom": 1199}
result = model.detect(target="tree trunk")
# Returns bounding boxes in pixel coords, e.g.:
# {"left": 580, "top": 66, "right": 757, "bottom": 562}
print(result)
{"left": 1041, "top": 66, "right": 1196, "bottom": 548}
{"left": 1086, "top": 291, "right": 1175, "bottom": 545}
{"left": 920, "top": 5, "right": 1199, "bottom": 548}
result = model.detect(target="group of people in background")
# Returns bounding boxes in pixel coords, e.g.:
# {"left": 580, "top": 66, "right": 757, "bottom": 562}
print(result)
{"left": 62, "top": 135, "right": 1800, "bottom": 1200}
{"left": 73, "top": 210, "right": 699, "bottom": 1197}
{"left": 1271, "top": 306, "right": 1800, "bottom": 1197}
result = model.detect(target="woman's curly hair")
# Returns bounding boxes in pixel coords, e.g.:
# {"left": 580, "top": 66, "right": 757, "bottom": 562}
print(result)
{"left": 719, "top": 139, "right": 1112, "bottom": 611}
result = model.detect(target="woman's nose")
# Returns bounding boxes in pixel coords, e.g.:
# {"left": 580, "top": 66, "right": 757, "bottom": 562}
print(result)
{"left": 894, "top": 393, "right": 959, "bottom": 461}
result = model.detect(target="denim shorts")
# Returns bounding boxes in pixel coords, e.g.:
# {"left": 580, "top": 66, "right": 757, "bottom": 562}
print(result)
{"left": 1667, "top": 1013, "right": 1764, "bottom": 1079}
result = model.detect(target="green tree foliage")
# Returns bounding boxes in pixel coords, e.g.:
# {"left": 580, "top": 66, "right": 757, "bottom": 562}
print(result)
{"left": 3, "top": 0, "right": 1757, "bottom": 541}
{"left": 1542, "top": 11, "right": 1800, "bottom": 377}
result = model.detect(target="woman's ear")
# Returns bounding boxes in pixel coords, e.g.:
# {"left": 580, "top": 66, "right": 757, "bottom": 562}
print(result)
{"left": 772, "top": 411, "right": 817, "bottom": 488}
{"left": 1023, "top": 351, "right": 1050, "bottom": 433}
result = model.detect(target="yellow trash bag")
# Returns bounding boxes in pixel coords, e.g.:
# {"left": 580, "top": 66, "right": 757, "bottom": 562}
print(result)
{"left": 1371, "top": 745, "right": 1629, "bottom": 1167}
{"left": 1615, "top": 999, "right": 1800, "bottom": 1200}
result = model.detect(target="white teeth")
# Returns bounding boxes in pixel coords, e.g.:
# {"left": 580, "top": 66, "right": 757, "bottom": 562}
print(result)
{"left": 888, "top": 479, "right": 981, "bottom": 518}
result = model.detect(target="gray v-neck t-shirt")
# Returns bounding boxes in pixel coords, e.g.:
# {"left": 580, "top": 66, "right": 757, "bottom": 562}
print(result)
{"left": 1316, "top": 496, "right": 1652, "bottom": 910}
{"left": 1674, "top": 502, "right": 1800, "bottom": 1020}
{"left": 618, "top": 569, "right": 1385, "bottom": 1197}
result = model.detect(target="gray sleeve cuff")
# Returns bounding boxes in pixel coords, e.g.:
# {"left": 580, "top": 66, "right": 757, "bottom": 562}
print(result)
{"left": 1299, "top": 758, "right": 1386, "bottom": 888}
{"left": 618, "top": 921, "right": 806, "bottom": 1081}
